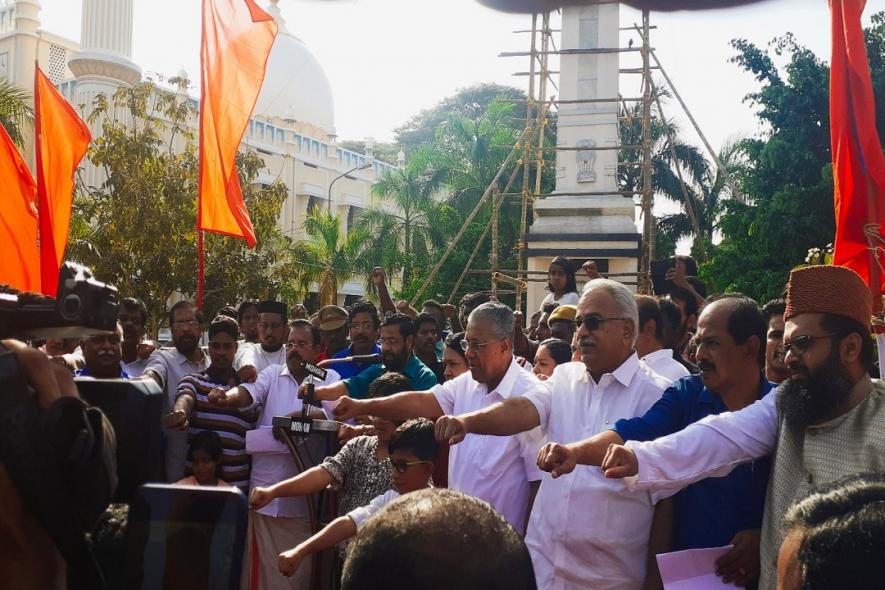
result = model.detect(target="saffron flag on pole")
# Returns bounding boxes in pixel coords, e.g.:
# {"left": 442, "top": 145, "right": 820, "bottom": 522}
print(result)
{"left": 0, "top": 122, "right": 40, "bottom": 292}
{"left": 829, "top": 0, "right": 885, "bottom": 311}
{"left": 197, "top": 0, "right": 277, "bottom": 245}
{"left": 35, "top": 66, "right": 92, "bottom": 297}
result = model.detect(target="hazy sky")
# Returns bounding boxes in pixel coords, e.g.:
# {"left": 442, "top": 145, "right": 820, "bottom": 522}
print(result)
{"left": 37, "top": 0, "right": 883, "bottom": 155}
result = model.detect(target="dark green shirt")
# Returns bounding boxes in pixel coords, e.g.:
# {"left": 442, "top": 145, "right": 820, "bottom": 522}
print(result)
{"left": 343, "top": 353, "right": 438, "bottom": 399}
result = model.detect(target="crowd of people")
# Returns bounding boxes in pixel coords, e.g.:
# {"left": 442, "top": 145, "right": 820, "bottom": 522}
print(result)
{"left": 31, "top": 257, "right": 885, "bottom": 590}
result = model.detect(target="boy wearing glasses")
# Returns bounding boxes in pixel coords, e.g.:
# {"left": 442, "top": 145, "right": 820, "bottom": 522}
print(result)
{"left": 276, "top": 418, "right": 438, "bottom": 578}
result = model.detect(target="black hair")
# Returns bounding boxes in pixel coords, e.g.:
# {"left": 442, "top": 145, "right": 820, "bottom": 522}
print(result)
{"left": 288, "top": 318, "right": 319, "bottom": 346}
{"left": 658, "top": 297, "right": 683, "bottom": 349}
{"left": 215, "top": 306, "right": 238, "bottom": 321}
{"left": 422, "top": 299, "right": 445, "bottom": 316}
{"left": 709, "top": 293, "right": 765, "bottom": 365}
{"left": 368, "top": 372, "right": 413, "bottom": 399}
{"left": 762, "top": 298, "right": 787, "bottom": 325}
{"left": 783, "top": 473, "right": 885, "bottom": 590}
{"left": 668, "top": 286, "right": 699, "bottom": 320}
{"left": 237, "top": 299, "right": 260, "bottom": 321}
{"left": 819, "top": 314, "right": 875, "bottom": 371}
{"left": 349, "top": 299, "right": 381, "bottom": 329}
{"left": 208, "top": 316, "right": 239, "bottom": 340}
{"left": 414, "top": 312, "right": 438, "bottom": 332}
{"left": 381, "top": 313, "right": 415, "bottom": 339}
{"left": 539, "top": 338, "right": 572, "bottom": 366}
{"left": 119, "top": 297, "right": 148, "bottom": 327}
{"left": 168, "top": 300, "right": 203, "bottom": 327}
{"left": 387, "top": 418, "right": 438, "bottom": 462}
{"left": 541, "top": 302, "right": 558, "bottom": 315}
{"left": 635, "top": 295, "right": 663, "bottom": 341}
{"left": 187, "top": 431, "right": 224, "bottom": 478}
{"left": 342, "top": 489, "right": 536, "bottom": 590}
{"left": 669, "top": 255, "right": 699, "bottom": 277}
{"left": 459, "top": 292, "right": 491, "bottom": 314}
{"left": 444, "top": 332, "right": 467, "bottom": 362}
{"left": 546, "top": 256, "right": 578, "bottom": 295}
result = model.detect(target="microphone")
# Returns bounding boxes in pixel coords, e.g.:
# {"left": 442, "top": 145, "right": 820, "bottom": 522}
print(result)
{"left": 317, "top": 353, "right": 383, "bottom": 368}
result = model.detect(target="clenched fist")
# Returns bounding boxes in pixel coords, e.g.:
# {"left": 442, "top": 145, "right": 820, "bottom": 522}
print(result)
{"left": 600, "top": 444, "right": 639, "bottom": 479}
{"left": 537, "top": 442, "right": 578, "bottom": 478}
{"left": 162, "top": 409, "right": 189, "bottom": 431}
{"left": 435, "top": 415, "right": 469, "bottom": 445}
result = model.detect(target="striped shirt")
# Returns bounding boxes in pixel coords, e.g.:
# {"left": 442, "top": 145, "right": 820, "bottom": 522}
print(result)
{"left": 176, "top": 369, "right": 260, "bottom": 490}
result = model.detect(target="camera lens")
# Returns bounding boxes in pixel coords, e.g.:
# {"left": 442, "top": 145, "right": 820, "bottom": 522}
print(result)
{"left": 60, "top": 293, "right": 83, "bottom": 320}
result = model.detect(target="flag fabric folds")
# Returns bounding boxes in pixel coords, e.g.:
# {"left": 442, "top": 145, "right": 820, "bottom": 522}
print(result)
{"left": 35, "top": 66, "right": 91, "bottom": 297}
{"left": 197, "top": 0, "right": 277, "bottom": 246}
{"left": 0, "top": 123, "right": 40, "bottom": 292}
{"left": 829, "top": 0, "right": 885, "bottom": 310}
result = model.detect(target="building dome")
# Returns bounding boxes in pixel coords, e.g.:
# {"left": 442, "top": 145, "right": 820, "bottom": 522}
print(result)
{"left": 255, "top": 1, "right": 335, "bottom": 135}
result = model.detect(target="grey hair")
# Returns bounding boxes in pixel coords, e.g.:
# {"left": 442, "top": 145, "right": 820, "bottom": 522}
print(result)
{"left": 581, "top": 278, "right": 639, "bottom": 346}
{"left": 467, "top": 301, "right": 515, "bottom": 342}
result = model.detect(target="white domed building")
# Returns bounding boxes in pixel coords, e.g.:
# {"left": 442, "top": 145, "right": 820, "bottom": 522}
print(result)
{"left": 0, "top": 0, "right": 396, "bottom": 306}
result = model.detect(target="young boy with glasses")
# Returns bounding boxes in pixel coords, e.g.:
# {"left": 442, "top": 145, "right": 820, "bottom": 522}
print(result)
{"left": 276, "top": 418, "right": 438, "bottom": 578}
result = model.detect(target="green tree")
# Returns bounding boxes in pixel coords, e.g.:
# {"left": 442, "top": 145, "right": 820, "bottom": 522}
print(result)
{"left": 290, "top": 208, "right": 374, "bottom": 306}
{"left": 0, "top": 78, "right": 33, "bottom": 147}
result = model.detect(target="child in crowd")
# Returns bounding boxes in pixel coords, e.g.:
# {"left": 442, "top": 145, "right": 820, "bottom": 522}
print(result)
{"left": 540, "top": 256, "right": 580, "bottom": 309}
{"left": 176, "top": 431, "right": 231, "bottom": 487}
{"left": 276, "top": 418, "right": 438, "bottom": 577}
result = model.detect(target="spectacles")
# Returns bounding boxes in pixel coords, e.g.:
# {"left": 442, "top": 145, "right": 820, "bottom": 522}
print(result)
{"left": 350, "top": 321, "right": 375, "bottom": 332}
{"left": 172, "top": 320, "right": 200, "bottom": 328}
{"left": 574, "top": 316, "right": 627, "bottom": 331}
{"left": 776, "top": 334, "right": 838, "bottom": 361}
{"left": 284, "top": 342, "right": 314, "bottom": 351}
{"left": 390, "top": 460, "right": 432, "bottom": 473}
{"left": 460, "top": 338, "right": 504, "bottom": 352}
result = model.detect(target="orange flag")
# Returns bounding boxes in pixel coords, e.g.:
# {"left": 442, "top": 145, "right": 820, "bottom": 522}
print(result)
{"left": 35, "top": 66, "right": 91, "bottom": 296}
{"left": 0, "top": 122, "right": 40, "bottom": 292}
{"left": 197, "top": 0, "right": 277, "bottom": 245}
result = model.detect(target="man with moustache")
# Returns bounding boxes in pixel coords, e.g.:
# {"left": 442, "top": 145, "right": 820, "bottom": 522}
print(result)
{"left": 144, "top": 300, "right": 209, "bottom": 481}
{"left": 207, "top": 319, "right": 341, "bottom": 590}
{"left": 328, "top": 300, "right": 382, "bottom": 379}
{"left": 236, "top": 301, "right": 289, "bottom": 382}
{"left": 76, "top": 323, "right": 129, "bottom": 379}
{"left": 600, "top": 265, "right": 885, "bottom": 590}
{"left": 117, "top": 297, "right": 152, "bottom": 377}
{"left": 538, "top": 294, "right": 772, "bottom": 587}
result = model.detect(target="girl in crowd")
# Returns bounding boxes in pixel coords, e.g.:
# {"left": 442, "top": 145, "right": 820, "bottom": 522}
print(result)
{"left": 540, "top": 256, "right": 580, "bottom": 309}
{"left": 176, "top": 431, "right": 231, "bottom": 487}
{"left": 532, "top": 338, "right": 574, "bottom": 381}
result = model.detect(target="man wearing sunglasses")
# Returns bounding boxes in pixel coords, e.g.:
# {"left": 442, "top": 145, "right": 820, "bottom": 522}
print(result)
{"left": 432, "top": 279, "right": 669, "bottom": 589}
{"left": 600, "top": 265, "right": 885, "bottom": 590}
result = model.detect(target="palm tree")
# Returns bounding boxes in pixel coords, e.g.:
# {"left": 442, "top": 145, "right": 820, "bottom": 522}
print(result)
{"left": 290, "top": 208, "right": 373, "bottom": 305}
{"left": 0, "top": 78, "right": 33, "bottom": 147}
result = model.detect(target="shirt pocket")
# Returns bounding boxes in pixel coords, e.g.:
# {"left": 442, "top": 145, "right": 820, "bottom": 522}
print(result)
{"left": 471, "top": 433, "right": 520, "bottom": 478}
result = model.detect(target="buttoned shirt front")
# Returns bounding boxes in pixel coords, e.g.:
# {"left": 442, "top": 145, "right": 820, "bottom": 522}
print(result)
{"left": 241, "top": 364, "right": 341, "bottom": 518}
{"left": 640, "top": 348, "right": 690, "bottom": 383}
{"left": 145, "top": 346, "right": 209, "bottom": 481}
{"left": 234, "top": 342, "right": 286, "bottom": 373}
{"left": 431, "top": 358, "right": 546, "bottom": 535}
{"left": 523, "top": 356, "right": 668, "bottom": 590}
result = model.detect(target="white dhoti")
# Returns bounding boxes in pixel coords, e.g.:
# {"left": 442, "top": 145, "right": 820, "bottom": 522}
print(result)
{"left": 241, "top": 512, "right": 312, "bottom": 590}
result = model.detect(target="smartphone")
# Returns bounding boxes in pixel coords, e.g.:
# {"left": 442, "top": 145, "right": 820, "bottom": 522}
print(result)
{"left": 650, "top": 260, "right": 676, "bottom": 295}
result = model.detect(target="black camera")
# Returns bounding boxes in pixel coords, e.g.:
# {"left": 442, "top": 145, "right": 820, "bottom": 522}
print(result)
{"left": 0, "top": 261, "right": 119, "bottom": 340}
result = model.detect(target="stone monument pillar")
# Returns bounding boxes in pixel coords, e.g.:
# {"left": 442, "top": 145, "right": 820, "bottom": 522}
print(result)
{"left": 526, "top": 2, "right": 640, "bottom": 312}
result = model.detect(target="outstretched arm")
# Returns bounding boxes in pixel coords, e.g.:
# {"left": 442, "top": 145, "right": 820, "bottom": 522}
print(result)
{"left": 435, "top": 397, "right": 542, "bottom": 445}
{"left": 277, "top": 516, "right": 356, "bottom": 577}
{"left": 333, "top": 391, "right": 444, "bottom": 422}
{"left": 537, "top": 429, "right": 624, "bottom": 477}
{"left": 249, "top": 466, "right": 334, "bottom": 509}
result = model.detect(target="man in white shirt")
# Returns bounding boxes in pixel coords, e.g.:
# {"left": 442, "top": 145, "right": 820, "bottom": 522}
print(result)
{"left": 635, "top": 295, "right": 691, "bottom": 383}
{"left": 208, "top": 319, "right": 340, "bottom": 590}
{"left": 236, "top": 301, "right": 289, "bottom": 382}
{"left": 333, "top": 301, "right": 546, "bottom": 534}
{"left": 117, "top": 297, "right": 152, "bottom": 377}
{"left": 142, "top": 300, "right": 209, "bottom": 481}
{"left": 435, "top": 279, "right": 670, "bottom": 590}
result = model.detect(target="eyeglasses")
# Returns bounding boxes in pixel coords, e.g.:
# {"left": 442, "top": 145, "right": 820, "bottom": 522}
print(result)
{"left": 172, "top": 320, "right": 200, "bottom": 329}
{"left": 350, "top": 321, "right": 375, "bottom": 332}
{"left": 574, "top": 316, "right": 627, "bottom": 331}
{"left": 390, "top": 460, "right": 432, "bottom": 473}
{"left": 284, "top": 342, "right": 314, "bottom": 351}
{"left": 460, "top": 338, "right": 504, "bottom": 352}
{"left": 776, "top": 334, "right": 838, "bottom": 361}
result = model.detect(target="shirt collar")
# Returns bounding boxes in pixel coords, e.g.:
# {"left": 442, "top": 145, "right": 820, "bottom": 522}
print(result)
{"left": 607, "top": 352, "right": 641, "bottom": 387}
{"left": 173, "top": 346, "right": 205, "bottom": 366}
{"left": 641, "top": 348, "right": 674, "bottom": 364}
{"left": 485, "top": 357, "right": 524, "bottom": 400}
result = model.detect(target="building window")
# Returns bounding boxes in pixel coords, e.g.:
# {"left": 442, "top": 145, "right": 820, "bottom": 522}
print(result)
{"left": 47, "top": 45, "right": 67, "bottom": 83}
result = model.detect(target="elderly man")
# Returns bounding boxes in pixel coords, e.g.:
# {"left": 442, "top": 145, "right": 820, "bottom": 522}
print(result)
{"left": 143, "top": 300, "right": 209, "bottom": 481}
{"left": 76, "top": 323, "right": 128, "bottom": 379}
{"left": 601, "top": 265, "right": 885, "bottom": 590}
{"left": 236, "top": 301, "right": 289, "bottom": 382}
{"left": 538, "top": 294, "right": 773, "bottom": 587}
{"left": 332, "top": 302, "right": 546, "bottom": 534}
{"left": 328, "top": 300, "right": 381, "bottom": 379}
{"left": 311, "top": 313, "right": 437, "bottom": 401}
{"left": 434, "top": 279, "right": 669, "bottom": 589}
{"left": 208, "top": 319, "right": 341, "bottom": 590}
{"left": 634, "top": 295, "right": 691, "bottom": 383}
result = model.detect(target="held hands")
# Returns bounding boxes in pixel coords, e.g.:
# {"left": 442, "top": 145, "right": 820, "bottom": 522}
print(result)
{"left": 238, "top": 365, "right": 258, "bottom": 384}
{"left": 434, "top": 415, "right": 469, "bottom": 445}
{"left": 600, "top": 444, "right": 639, "bottom": 479}
{"left": 277, "top": 547, "right": 304, "bottom": 578}
{"left": 162, "top": 409, "right": 189, "bottom": 431}
{"left": 715, "top": 529, "right": 761, "bottom": 587}
{"left": 249, "top": 486, "right": 275, "bottom": 510}
{"left": 536, "top": 442, "right": 578, "bottom": 478}
{"left": 207, "top": 387, "right": 230, "bottom": 407}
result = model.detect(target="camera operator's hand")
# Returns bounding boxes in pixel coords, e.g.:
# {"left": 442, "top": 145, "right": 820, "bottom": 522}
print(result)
{"left": 207, "top": 387, "right": 230, "bottom": 407}
{"left": 162, "top": 409, "right": 189, "bottom": 431}
{"left": 3, "top": 339, "right": 77, "bottom": 409}
{"left": 249, "top": 486, "right": 275, "bottom": 510}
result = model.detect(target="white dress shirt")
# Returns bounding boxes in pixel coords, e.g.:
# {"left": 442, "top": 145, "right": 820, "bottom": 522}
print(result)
{"left": 432, "top": 358, "right": 546, "bottom": 535}
{"left": 242, "top": 364, "right": 340, "bottom": 518}
{"left": 640, "top": 348, "right": 690, "bottom": 384}
{"left": 144, "top": 346, "right": 209, "bottom": 481}
{"left": 235, "top": 342, "right": 286, "bottom": 373}
{"left": 541, "top": 291, "right": 580, "bottom": 309}
{"left": 347, "top": 490, "right": 401, "bottom": 530}
{"left": 523, "top": 356, "right": 669, "bottom": 590}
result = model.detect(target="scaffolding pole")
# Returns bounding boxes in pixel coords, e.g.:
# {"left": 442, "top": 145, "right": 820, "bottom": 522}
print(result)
{"left": 639, "top": 10, "right": 654, "bottom": 294}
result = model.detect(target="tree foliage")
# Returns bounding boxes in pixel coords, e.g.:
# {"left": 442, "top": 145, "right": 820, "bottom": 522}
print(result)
{"left": 0, "top": 77, "right": 33, "bottom": 147}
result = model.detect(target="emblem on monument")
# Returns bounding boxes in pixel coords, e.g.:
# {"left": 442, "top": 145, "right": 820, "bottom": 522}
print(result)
{"left": 576, "top": 138, "right": 597, "bottom": 183}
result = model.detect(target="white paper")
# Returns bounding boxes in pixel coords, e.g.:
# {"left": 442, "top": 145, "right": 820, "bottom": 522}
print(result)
{"left": 656, "top": 545, "right": 734, "bottom": 590}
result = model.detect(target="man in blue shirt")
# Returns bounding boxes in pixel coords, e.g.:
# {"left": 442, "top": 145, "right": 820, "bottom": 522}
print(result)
{"left": 309, "top": 313, "right": 437, "bottom": 400}
{"left": 537, "top": 294, "right": 772, "bottom": 588}
{"left": 75, "top": 324, "right": 130, "bottom": 379}
{"left": 328, "top": 300, "right": 382, "bottom": 379}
